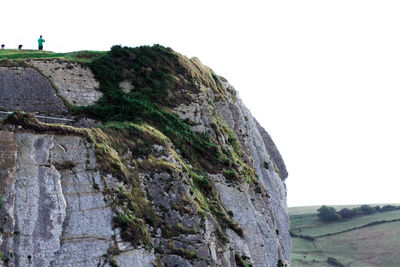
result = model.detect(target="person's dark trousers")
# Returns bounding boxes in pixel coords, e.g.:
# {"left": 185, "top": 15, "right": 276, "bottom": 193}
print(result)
{"left": 39, "top": 46, "right": 43, "bottom": 50}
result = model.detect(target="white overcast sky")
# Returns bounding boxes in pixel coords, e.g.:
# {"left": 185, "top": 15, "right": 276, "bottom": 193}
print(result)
{"left": 2, "top": 0, "right": 400, "bottom": 207}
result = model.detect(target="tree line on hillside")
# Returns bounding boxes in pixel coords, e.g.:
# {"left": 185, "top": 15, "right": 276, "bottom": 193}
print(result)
{"left": 317, "top": 204, "right": 400, "bottom": 222}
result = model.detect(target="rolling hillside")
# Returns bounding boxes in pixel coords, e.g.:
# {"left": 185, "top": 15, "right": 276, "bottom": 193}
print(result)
{"left": 290, "top": 205, "right": 400, "bottom": 267}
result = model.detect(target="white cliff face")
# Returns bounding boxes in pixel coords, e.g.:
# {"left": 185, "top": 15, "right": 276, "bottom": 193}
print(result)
{"left": 214, "top": 97, "right": 291, "bottom": 264}
{"left": 172, "top": 83, "right": 291, "bottom": 266}
{"left": 29, "top": 60, "right": 102, "bottom": 106}
{"left": 0, "top": 58, "right": 290, "bottom": 266}
{"left": 0, "top": 133, "right": 155, "bottom": 267}
{"left": 0, "top": 133, "right": 109, "bottom": 266}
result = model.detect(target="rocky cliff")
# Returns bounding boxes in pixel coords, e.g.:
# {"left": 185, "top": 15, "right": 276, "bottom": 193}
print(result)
{"left": 0, "top": 46, "right": 290, "bottom": 267}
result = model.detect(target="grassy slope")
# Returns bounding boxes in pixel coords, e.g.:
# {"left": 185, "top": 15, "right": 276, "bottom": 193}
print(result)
{"left": 290, "top": 205, "right": 400, "bottom": 266}
{"left": 0, "top": 49, "right": 106, "bottom": 63}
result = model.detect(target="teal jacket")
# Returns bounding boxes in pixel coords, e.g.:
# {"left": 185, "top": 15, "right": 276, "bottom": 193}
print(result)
{"left": 38, "top": 37, "right": 45, "bottom": 46}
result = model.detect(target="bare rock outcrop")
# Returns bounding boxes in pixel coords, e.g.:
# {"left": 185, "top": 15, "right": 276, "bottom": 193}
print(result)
{"left": 172, "top": 82, "right": 291, "bottom": 265}
{"left": 0, "top": 67, "right": 67, "bottom": 114}
{"left": 29, "top": 60, "right": 102, "bottom": 106}
{"left": 0, "top": 132, "right": 158, "bottom": 267}
{"left": 0, "top": 133, "right": 109, "bottom": 266}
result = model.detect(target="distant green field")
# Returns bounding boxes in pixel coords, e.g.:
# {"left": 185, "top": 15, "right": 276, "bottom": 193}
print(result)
{"left": 290, "top": 205, "right": 400, "bottom": 267}
{"left": 291, "top": 210, "right": 400, "bottom": 237}
{"left": 0, "top": 49, "right": 106, "bottom": 63}
{"left": 288, "top": 203, "right": 399, "bottom": 216}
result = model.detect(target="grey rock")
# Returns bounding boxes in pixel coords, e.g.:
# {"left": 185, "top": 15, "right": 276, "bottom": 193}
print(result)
{"left": 115, "top": 249, "right": 155, "bottom": 267}
{"left": 119, "top": 80, "right": 134, "bottom": 93}
{"left": 174, "top": 102, "right": 203, "bottom": 124}
{"left": 161, "top": 255, "right": 192, "bottom": 267}
{"left": 0, "top": 134, "right": 110, "bottom": 266}
{"left": 29, "top": 60, "right": 102, "bottom": 106}
{"left": 0, "top": 67, "right": 67, "bottom": 115}
{"left": 255, "top": 120, "right": 288, "bottom": 179}
{"left": 171, "top": 80, "right": 291, "bottom": 265}
{"left": 214, "top": 181, "right": 277, "bottom": 267}
{"left": 215, "top": 96, "right": 291, "bottom": 263}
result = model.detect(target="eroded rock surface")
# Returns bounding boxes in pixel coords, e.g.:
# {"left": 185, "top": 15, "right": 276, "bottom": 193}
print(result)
{"left": 214, "top": 95, "right": 291, "bottom": 261}
{"left": 29, "top": 60, "right": 102, "bottom": 106}
{"left": 0, "top": 67, "right": 67, "bottom": 114}
{"left": 0, "top": 134, "right": 109, "bottom": 266}
{"left": 172, "top": 82, "right": 291, "bottom": 265}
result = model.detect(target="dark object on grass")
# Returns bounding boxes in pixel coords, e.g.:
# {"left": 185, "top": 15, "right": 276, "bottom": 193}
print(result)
{"left": 18, "top": 44, "right": 23, "bottom": 50}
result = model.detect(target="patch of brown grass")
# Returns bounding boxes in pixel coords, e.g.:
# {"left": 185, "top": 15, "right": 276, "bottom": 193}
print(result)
{"left": 176, "top": 54, "right": 226, "bottom": 100}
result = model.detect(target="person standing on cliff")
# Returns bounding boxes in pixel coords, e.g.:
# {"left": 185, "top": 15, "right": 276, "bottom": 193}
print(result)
{"left": 38, "top": 35, "right": 45, "bottom": 50}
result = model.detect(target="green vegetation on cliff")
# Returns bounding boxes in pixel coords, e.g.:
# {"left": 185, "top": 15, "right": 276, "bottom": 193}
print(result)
{"left": 76, "top": 45, "right": 222, "bottom": 172}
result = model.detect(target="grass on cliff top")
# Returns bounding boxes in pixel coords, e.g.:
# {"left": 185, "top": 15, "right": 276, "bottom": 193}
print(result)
{"left": 0, "top": 49, "right": 106, "bottom": 63}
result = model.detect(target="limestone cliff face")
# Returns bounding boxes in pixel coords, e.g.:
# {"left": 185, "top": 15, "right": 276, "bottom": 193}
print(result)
{"left": 0, "top": 48, "right": 290, "bottom": 267}
{"left": 172, "top": 83, "right": 291, "bottom": 265}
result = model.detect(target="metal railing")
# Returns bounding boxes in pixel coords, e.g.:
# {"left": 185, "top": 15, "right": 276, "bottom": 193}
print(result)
{"left": 0, "top": 111, "right": 74, "bottom": 124}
